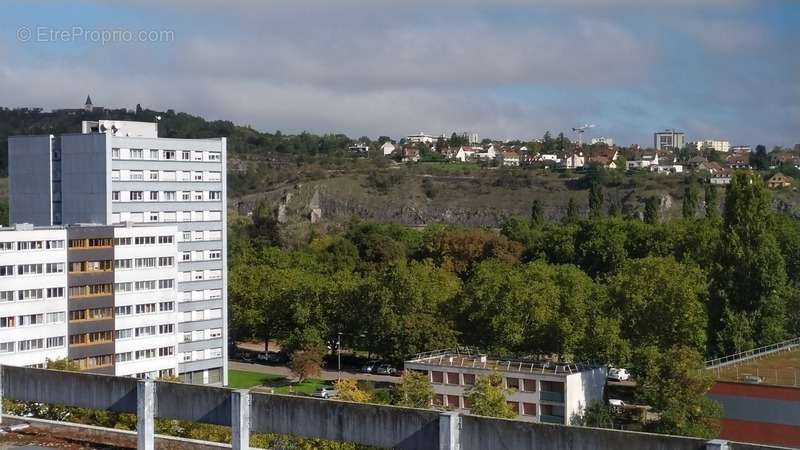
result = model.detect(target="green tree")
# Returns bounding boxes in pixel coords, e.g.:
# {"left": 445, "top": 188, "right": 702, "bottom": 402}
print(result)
{"left": 638, "top": 346, "right": 722, "bottom": 438}
{"left": 575, "top": 401, "right": 614, "bottom": 428}
{"left": 530, "top": 199, "right": 544, "bottom": 225}
{"left": 704, "top": 184, "right": 719, "bottom": 219}
{"left": 643, "top": 196, "right": 660, "bottom": 224}
{"left": 393, "top": 370, "right": 434, "bottom": 408}
{"left": 607, "top": 257, "right": 708, "bottom": 353}
{"left": 465, "top": 372, "right": 516, "bottom": 419}
{"left": 682, "top": 179, "right": 699, "bottom": 219}
{"left": 360, "top": 261, "right": 460, "bottom": 360}
{"left": 713, "top": 171, "right": 788, "bottom": 353}
{"left": 589, "top": 179, "right": 604, "bottom": 219}
{"left": 564, "top": 197, "right": 580, "bottom": 224}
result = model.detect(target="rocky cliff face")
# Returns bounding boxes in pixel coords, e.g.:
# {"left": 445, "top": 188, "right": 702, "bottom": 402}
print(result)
{"left": 235, "top": 171, "right": 711, "bottom": 226}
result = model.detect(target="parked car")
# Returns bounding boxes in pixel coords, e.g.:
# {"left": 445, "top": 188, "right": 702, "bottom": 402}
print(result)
{"left": 360, "top": 360, "right": 380, "bottom": 373}
{"left": 376, "top": 364, "right": 397, "bottom": 375}
{"left": 607, "top": 368, "right": 631, "bottom": 382}
{"left": 268, "top": 351, "right": 290, "bottom": 364}
{"left": 312, "top": 387, "right": 338, "bottom": 399}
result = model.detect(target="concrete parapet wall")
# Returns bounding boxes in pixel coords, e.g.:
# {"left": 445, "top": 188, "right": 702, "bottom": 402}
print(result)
{"left": 0, "top": 366, "right": 793, "bottom": 450}
{"left": 250, "top": 393, "right": 440, "bottom": 450}
{"left": 1, "top": 365, "right": 138, "bottom": 413}
{"left": 155, "top": 380, "right": 232, "bottom": 426}
{"left": 458, "top": 415, "right": 790, "bottom": 450}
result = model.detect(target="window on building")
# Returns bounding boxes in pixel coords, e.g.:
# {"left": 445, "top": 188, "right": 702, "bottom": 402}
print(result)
{"left": 149, "top": 149, "right": 159, "bottom": 160}
{"left": 209, "top": 191, "right": 222, "bottom": 200}
{"left": 130, "top": 149, "right": 144, "bottom": 159}
{"left": 112, "top": 148, "right": 120, "bottom": 159}
{"left": 112, "top": 191, "right": 120, "bottom": 201}
{"left": 193, "top": 191, "right": 203, "bottom": 201}
{"left": 130, "top": 191, "right": 144, "bottom": 201}
{"left": 115, "top": 329, "right": 133, "bottom": 340}
{"left": 115, "top": 305, "right": 133, "bottom": 316}
{"left": 181, "top": 191, "right": 191, "bottom": 201}
{"left": 463, "top": 373, "right": 476, "bottom": 386}
{"left": 18, "top": 289, "right": 43, "bottom": 300}
{"left": 159, "top": 324, "right": 174, "bottom": 334}
{"left": 506, "top": 377, "right": 520, "bottom": 390}
{"left": 46, "top": 287, "right": 64, "bottom": 298}
{"left": 111, "top": 170, "right": 120, "bottom": 181}
{"left": 46, "top": 336, "right": 65, "bottom": 348}
{"left": 208, "top": 250, "right": 221, "bottom": 260}
{"left": 163, "top": 150, "right": 176, "bottom": 160}
{"left": 0, "top": 291, "right": 13, "bottom": 302}
{"left": 0, "top": 342, "right": 15, "bottom": 353}
{"left": 181, "top": 151, "right": 191, "bottom": 160}
{"left": 523, "top": 403, "right": 537, "bottom": 416}
{"left": 0, "top": 317, "right": 15, "bottom": 328}
{"left": 162, "top": 170, "right": 176, "bottom": 181}
{"left": 46, "top": 263, "right": 64, "bottom": 273}
{"left": 446, "top": 372, "right": 459, "bottom": 385}
{"left": 158, "top": 235, "right": 173, "bottom": 244}
{"left": 164, "top": 191, "right": 176, "bottom": 201}
{"left": 149, "top": 191, "right": 159, "bottom": 201}
{"left": 130, "top": 170, "right": 144, "bottom": 181}
{"left": 0, "top": 265, "right": 13, "bottom": 276}
{"left": 431, "top": 371, "right": 444, "bottom": 384}
{"left": 149, "top": 213, "right": 159, "bottom": 222}
{"left": 208, "top": 152, "right": 221, "bottom": 162}
{"left": 521, "top": 379, "right": 536, "bottom": 392}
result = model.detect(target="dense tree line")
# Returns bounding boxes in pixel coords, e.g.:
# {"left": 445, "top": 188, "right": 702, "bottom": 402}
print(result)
{"left": 230, "top": 171, "right": 799, "bottom": 437}
{"left": 0, "top": 106, "right": 358, "bottom": 176}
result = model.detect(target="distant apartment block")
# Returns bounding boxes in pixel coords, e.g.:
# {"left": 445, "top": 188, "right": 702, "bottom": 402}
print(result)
{"left": 654, "top": 130, "right": 685, "bottom": 151}
{"left": 0, "top": 223, "right": 183, "bottom": 379}
{"left": 590, "top": 136, "right": 614, "bottom": 146}
{"left": 406, "top": 132, "right": 440, "bottom": 145}
{"left": 731, "top": 145, "right": 752, "bottom": 153}
{"left": 405, "top": 349, "right": 606, "bottom": 424}
{"left": 8, "top": 120, "right": 227, "bottom": 385}
{"left": 695, "top": 140, "right": 730, "bottom": 153}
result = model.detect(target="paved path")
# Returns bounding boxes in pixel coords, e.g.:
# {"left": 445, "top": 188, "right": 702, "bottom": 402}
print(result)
{"left": 229, "top": 360, "right": 400, "bottom": 384}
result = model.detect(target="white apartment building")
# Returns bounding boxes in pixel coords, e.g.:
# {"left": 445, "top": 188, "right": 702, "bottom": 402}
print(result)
{"left": 405, "top": 349, "right": 607, "bottom": 424}
{"left": 695, "top": 140, "right": 731, "bottom": 153}
{"left": 0, "top": 225, "right": 69, "bottom": 368}
{"left": 111, "top": 225, "right": 179, "bottom": 379}
{"left": 9, "top": 120, "right": 227, "bottom": 385}
{"left": 591, "top": 137, "right": 614, "bottom": 146}
{"left": 0, "top": 223, "right": 181, "bottom": 379}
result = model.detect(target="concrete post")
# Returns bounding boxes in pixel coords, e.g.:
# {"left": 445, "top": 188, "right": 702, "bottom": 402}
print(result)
{"left": 231, "top": 389, "right": 250, "bottom": 450}
{"left": 137, "top": 380, "right": 155, "bottom": 450}
{"left": 439, "top": 411, "right": 461, "bottom": 450}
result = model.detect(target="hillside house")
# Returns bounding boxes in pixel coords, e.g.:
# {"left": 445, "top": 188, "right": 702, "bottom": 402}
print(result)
{"left": 498, "top": 150, "right": 521, "bottom": 166}
{"left": 402, "top": 146, "right": 420, "bottom": 163}
{"left": 766, "top": 173, "right": 793, "bottom": 189}
{"left": 381, "top": 141, "right": 396, "bottom": 156}
{"left": 727, "top": 152, "right": 752, "bottom": 169}
{"left": 561, "top": 151, "right": 585, "bottom": 169}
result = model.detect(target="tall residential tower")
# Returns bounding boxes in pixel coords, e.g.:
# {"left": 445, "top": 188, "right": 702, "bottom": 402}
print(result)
{"left": 8, "top": 120, "right": 227, "bottom": 385}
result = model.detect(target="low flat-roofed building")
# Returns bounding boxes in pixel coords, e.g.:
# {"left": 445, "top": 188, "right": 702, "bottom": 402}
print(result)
{"left": 404, "top": 348, "right": 606, "bottom": 424}
{"left": 706, "top": 338, "right": 800, "bottom": 448}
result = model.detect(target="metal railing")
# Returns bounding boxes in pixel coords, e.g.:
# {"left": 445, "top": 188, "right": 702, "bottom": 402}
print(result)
{"left": 407, "top": 348, "right": 602, "bottom": 376}
{"left": 704, "top": 336, "right": 800, "bottom": 368}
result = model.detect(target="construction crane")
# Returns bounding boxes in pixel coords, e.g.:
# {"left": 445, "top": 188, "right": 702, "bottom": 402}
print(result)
{"left": 571, "top": 124, "right": 596, "bottom": 146}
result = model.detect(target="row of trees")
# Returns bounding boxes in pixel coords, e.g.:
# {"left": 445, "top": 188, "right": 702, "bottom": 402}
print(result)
{"left": 230, "top": 171, "right": 799, "bottom": 437}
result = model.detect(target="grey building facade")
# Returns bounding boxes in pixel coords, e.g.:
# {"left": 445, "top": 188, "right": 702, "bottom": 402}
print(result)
{"left": 9, "top": 121, "right": 228, "bottom": 385}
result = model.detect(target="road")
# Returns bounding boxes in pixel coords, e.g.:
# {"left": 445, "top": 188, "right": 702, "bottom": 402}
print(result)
{"left": 229, "top": 360, "right": 401, "bottom": 384}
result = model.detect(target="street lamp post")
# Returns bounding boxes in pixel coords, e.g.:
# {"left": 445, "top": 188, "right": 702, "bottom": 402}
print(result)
{"left": 337, "top": 332, "right": 342, "bottom": 378}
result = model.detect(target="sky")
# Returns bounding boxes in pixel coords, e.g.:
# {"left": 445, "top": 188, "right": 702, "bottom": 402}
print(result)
{"left": 0, "top": 0, "right": 798, "bottom": 148}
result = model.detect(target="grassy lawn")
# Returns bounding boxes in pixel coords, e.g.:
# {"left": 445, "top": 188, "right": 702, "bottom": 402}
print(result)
{"left": 228, "top": 370, "right": 285, "bottom": 389}
{"left": 274, "top": 378, "right": 333, "bottom": 396}
{"left": 715, "top": 348, "right": 800, "bottom": 387}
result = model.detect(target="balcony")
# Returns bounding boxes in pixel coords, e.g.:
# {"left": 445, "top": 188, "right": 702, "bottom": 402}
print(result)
{"left": 539, "top": 391, "right": 564, "bottom": 403}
